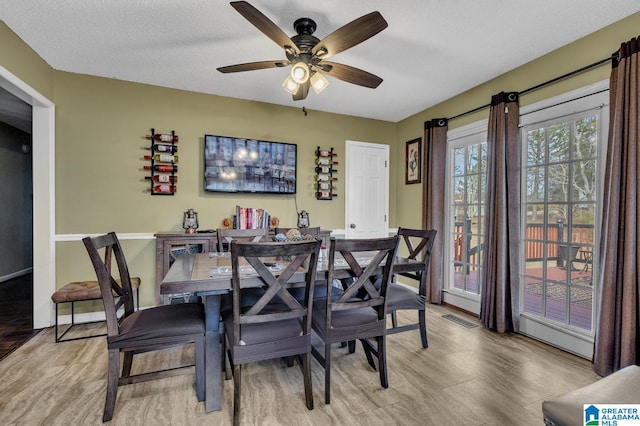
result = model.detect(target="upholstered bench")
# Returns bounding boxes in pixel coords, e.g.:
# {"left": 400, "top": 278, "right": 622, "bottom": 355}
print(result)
{"left": 51, "top": 277, "right": 141, "bottom": 342}
{"left": 542, "top": 364, "right": 640, "bottom": 425}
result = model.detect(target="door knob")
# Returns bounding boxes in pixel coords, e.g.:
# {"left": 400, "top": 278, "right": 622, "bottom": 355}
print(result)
{"left": 350, "top": 224, "right": 356, "bottom": 228}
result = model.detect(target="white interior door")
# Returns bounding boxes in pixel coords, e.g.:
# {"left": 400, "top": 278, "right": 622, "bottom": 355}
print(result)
{"left": 345, "top": 140, "right": 389, "bottom": 238}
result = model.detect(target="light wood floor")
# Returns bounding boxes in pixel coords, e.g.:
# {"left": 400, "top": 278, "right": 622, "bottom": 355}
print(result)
{"left": 0, "top": 304, "right": 599, "bottom": 425}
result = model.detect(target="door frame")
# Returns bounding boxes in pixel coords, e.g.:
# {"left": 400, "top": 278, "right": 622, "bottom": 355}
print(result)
{"left": 0, "top": 65, "right": 56, "bottom": 329}
{"left": 344, "top": 140, "right": 389, "bottom": 239}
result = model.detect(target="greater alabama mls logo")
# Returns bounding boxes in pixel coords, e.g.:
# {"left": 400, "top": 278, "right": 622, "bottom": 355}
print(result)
{"left": 584, "top": 404, "right": 640, "bottom": 425}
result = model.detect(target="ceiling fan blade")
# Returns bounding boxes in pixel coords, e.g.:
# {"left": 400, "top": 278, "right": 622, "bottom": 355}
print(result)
{"left": 231, "top": 1, "right": 299, "bottom": 54}
{"left": 217, "top": 60, "right": 288, "bottom": 73}
{"left": 292, "top": 81, "right": 310, "bottom": 101}
{"left": 312, "top": 11, "right": 387, "bottom": 59}
{"left": 321, "top": 61, "right": 383, "bottom": 88}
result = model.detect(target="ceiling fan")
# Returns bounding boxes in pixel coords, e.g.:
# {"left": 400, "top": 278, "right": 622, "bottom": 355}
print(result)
{"left": 217, "top": 1, "right": 388, "bottom": 101}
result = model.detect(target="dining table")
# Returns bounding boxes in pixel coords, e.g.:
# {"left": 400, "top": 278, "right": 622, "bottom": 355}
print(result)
{"left": 160, "top": 250, "right": 422, "bottom": 413}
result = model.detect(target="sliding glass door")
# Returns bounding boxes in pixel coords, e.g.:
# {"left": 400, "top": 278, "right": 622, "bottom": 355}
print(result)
{"left": 522, "top": 113, "right": 597, "bottom": 331}
{"left": 444, "top": 124, "right": 487, "bottom": 312}
{"left": 518, "top": 83, "right": 607, "bottom": 357}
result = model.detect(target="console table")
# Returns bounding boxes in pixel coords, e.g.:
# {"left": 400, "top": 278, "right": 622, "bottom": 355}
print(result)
{"left": 154, "top": 231, "right": 217, "bottom": 304}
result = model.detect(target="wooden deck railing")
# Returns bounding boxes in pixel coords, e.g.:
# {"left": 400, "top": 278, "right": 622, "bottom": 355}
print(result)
{"left": 453, "top": 219, "right": 594, "bottom": 272}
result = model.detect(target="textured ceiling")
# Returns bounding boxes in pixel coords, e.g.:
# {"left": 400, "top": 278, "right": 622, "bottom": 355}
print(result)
{"left": 1, "top": 1, "right": 640, "bottom": 122}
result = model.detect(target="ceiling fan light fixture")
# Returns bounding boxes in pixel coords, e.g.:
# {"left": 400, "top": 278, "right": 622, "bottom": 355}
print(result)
{"left": 310, "top": 72, "right": 329, "bottom": 94}
{"left": 290, "top": 62, "right": 310, "bottom": 84}
{"left": 315, "top": 46, "right": 328, "bottom": 58}
{"left": 282, "top": 75, "right": 300, "bottom": 95}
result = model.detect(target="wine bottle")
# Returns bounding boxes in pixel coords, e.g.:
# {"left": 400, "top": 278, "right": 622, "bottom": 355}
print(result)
{"left": 315, "top": 174, "right": 337, "bottom": 182}
{"left": 145, "top": 174, "right": 178, "bottom": 183}
{"left": 315, "top": 166, "right": 337, "bottom": 174}
{"left": 315, "top": 157, "right": 339, "bottom": 166}
{"left": 148, "top": 144, "right": 178, "bottom": 153}
{"left": 153, "top": 184, "right": 177, "bottom": 193}
{"left": 146, "top": 133, "right": 179, "bottom": 142}
{"left": 144, "top": 154, "right": 178, "bottom": 163}
{"left": 316, "top": 149, "right": 336, "bottom": 157}
{"left": 316, "top": 191, "right": 338, "bottom": 198}
{"left": 144, "top": 164, "right": 178, "bottom": 173}
{"left": 314, "top": 182, "right": 336, "bottom": 190}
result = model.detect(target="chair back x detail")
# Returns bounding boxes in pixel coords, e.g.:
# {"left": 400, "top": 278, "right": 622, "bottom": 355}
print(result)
{"left": 223, "top": 239, "right": 322, "bottom": 426}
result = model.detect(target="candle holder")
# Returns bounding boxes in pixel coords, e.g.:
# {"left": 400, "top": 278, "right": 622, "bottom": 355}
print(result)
{"left": 182, "top": 209, "right": 199, "bottom": 234}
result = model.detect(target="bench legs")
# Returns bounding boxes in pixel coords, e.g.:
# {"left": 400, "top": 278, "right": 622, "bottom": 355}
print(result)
{"left": 54, "top": 300, "right": 106, "bottom": 343}
{"left": 54, "top": 288, "right": 140, "bottom": 343}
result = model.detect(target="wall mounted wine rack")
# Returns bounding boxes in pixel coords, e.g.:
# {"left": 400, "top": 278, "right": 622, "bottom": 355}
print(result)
{"left": 144, "top": 128, "right": 178, "bottom": 195}
{"left": 315, "top": 146, "right": 338, "bottom": 200}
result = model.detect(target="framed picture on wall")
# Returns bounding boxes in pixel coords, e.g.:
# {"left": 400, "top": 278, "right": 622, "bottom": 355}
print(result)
{"left": 405, "top": 138, "right": 421, "bottom": 184}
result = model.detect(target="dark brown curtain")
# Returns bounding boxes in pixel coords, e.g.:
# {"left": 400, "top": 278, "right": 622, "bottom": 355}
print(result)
{"left": 422, "top": 118, "right": 448, "bottom": 303}
{"left": 594, "top": 36, "right": 640, "bottom": 377}
{"left": 480, "top": 92, "right": 521, "bottom": 333}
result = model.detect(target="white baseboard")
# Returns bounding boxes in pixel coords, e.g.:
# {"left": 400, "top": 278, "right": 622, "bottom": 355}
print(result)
{"left": 55, "top": 305, "right": 152, "bottom": 325}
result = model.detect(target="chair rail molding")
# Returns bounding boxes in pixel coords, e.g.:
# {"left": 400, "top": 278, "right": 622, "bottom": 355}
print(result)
{"left": 56, "top": 233, "right": 156, "bottom": 241}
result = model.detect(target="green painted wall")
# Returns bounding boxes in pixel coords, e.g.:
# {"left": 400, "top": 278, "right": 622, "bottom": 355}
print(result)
{"left": 51, "top": 72, "right": 395, "bottom": 308}
{"left": 53, "top": 72, "right": 396, "bottom": 234}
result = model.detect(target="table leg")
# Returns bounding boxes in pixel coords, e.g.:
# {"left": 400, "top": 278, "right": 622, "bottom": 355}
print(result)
{"left": 204, "top": 294, "right": 222, "bottom": 412}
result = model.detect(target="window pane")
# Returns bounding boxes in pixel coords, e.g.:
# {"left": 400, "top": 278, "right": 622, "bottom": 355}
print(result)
{"left": 573, "top": 116, "right": 597, "bottom": 160}
{"left": 454, "top": 147, "right": 465, "bottom": 176}
{"left": 549, "top": 122, "right": 569, "bottom": 163}
{"left": 523, "top": 274, "right": 543, "bottom": 316}
{"left": 526, "top": 166, "right": 545, "bottom": 202}
{"left": 467, "top": 175, "right": 479, "bottom": 203}
{"left": 454, "top": 176, "right": 465, "bottom": 203}
{"left": 569, "top": 284, "right": 592, "bottom": 329}
{"left": 525, "top": 204, "right": 545, "bottom": 234}
{"left": 548, "top": 164, "right": 569, "bottom": 202}
{"left": 527, "top": 128, "right": 546, "bottom": 166}
{"left": 571, "top": 160, "right": 596, "bottom": 202}
{"left": 466, "top": 145, "right": 478, "bottom": 174}
{"left": 479, "top": 144, "right": 487, "bottom": 173}
{"left": 572, "top": 204, "right": 596, "bottom": 231}
{"left": 545, "top": 281, "right": 567, "bottom": 323}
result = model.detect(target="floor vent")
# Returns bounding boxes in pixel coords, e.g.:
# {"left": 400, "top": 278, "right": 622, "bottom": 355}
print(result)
{"left": 442, "top": 314, "right": 478, "bottom": 328}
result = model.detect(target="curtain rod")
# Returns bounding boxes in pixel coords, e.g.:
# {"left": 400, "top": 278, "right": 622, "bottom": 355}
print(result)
{"left": 448, "top": 54, "right": 615, "bottom": 122}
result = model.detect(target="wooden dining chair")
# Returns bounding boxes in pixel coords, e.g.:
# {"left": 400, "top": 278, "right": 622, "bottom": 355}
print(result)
{"left": 386, "top": 227, "right": 437, "bottom": 348}
{"left": 223, "top": 239, "right": 321, "bottom": 426}
{"left": 216, "top": 228, "right": 269, "bottom": 252}
{"left": 82, "top": 232, "right": 205, "bottom": 422}
{"left": 311, "top": 236, "right": 400, "bottom": 404}
{"left": 217, "top": 228, "right": 270, "bottom": 312}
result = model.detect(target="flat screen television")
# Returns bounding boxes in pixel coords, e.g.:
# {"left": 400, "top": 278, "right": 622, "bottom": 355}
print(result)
{"left": 204, "top": 134, "right": 297, "bottom": 194}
